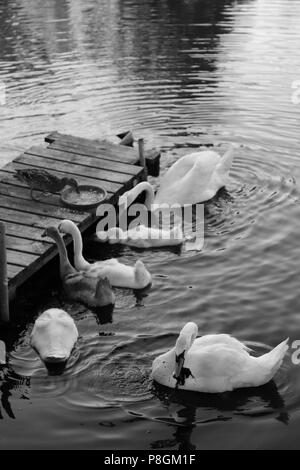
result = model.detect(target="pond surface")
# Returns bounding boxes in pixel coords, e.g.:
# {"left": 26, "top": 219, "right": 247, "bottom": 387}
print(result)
{"left": 1, "top": 0, "right": 300, "bottom": 450}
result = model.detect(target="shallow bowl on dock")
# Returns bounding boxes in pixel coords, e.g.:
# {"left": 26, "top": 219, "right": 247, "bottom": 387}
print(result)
{"left": 61, "top": 185, "right": 107, "bottom": 210}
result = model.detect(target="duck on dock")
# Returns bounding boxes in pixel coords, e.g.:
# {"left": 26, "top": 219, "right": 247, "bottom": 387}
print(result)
{"left": 14, "top": 169, "right": 79, "bottom": 201}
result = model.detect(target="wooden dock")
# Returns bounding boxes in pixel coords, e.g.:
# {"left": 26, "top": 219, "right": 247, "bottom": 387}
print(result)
{"left": 0, "top": 132, "right": 148, "bottom": 316}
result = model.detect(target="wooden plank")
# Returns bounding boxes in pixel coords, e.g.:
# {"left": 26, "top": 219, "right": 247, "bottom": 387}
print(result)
{"left": 25, "top": 146, "right": 142, "bottom": 176}
{"left": 3, "top": 221, "right": 53, "bottom": 243}
{"left": 16, "top": 152, "right": 137, "bottom": 185}
{"left": 0, "top": 206, "right": 77, "bottom": 229}
{"left": 7, "top": 249, "right": 39, "bottom": 267}
{"left": 5, "top": 234, "right": 52, "bottom": 256}
{"left": 0, "top": 193, "right": 88, "bottom": 223}
{"left": 7, "top": 264, "right": 23, "bottom": 280}
{"left": 45, "top": 132, "right": 138, "bottom": 163}
{"left": 47, "top": 133, "right": 161, "bottom": 177}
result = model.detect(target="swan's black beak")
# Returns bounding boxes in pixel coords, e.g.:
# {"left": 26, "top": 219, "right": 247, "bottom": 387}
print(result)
{"left": 41, "top": 229, "right": 47, "bottom": 238}
{"left": 173, "top": 351, "right": 185, "bottom": 384}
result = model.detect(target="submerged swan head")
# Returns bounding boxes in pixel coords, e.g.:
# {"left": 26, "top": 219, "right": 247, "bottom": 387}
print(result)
{"left": 173, "top": 322, "right": 198, "bottom": 383}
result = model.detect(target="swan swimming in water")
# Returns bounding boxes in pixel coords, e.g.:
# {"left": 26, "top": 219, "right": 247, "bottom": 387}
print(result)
{"left": 98, "top": 147, "right": 234, "bottom": 249}
{"left": 42, "top": 226, "right": 115, "bottom": 307}
{"left": 152, "top": 322, "right": 288, "bottom": 393}
{"left": 58, "top": 220, "right": 152, "bottom": 289}
{"left": 119, "top": 146, "right": 235, "bottom": 210}
{"left": 31, "top": 309, "right": 78, "bottom": 364}
{"left": 96, "top": 225, "right": 184, "bottom": 248}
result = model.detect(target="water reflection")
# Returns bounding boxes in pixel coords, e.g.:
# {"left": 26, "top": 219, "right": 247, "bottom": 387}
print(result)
{"left": 151, "top": 380, "right": 289, "bottom": 450}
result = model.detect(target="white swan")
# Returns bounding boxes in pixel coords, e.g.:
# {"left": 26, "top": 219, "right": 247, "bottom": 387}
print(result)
{"left": 96, "top": 225, "right": 184, "bottom": 248}
{"left": 152, "top": 322, "right": 288, "bottom": 393}
{"left": 119, "top": 146, "right": 235, "bottom": 210}
{"left": 58, "top": 220, "right": 152, "bottom": 289}
{"left": 31, "top": 309, "right": 78, "bottom": 364}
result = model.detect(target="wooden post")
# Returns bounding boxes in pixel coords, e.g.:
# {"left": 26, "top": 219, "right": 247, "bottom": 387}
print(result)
{"left": 138, "top": 138, "right": 147, "bottom": 180}
{"left": 0, "top": 222, "right": 9, "bottom": 323}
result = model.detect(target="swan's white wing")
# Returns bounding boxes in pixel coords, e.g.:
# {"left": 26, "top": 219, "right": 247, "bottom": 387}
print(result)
{"left": 159, "top": 151, "right": 219, "bottom": 188}
{"left": 156, "top": 151, "right": 222, "bottom": 205}
{"left": 186, "top": 345, "right": 250, "bottom": 382}
{"left": 192, "top": 334, "right": 251, "bottom": 353}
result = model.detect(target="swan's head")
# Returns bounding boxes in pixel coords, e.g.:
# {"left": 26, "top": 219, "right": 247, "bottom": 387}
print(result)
{"left": 61, "top": 177, "right": 80, "bottom": 193}
{"left": 58, "top": 219, "right": 77, "bottom": 235}
{"left": 41, "top": 226, "right": 61, "bottom": 241}
{"left": 173, "top": 322, "right": 198, "bottom": 384}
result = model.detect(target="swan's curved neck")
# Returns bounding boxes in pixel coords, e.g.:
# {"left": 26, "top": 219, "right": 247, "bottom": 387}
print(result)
{"left": 50, "top": 230, "right": 76, "bottom": 278}
{"left": 128, "top": 182, "right": 155, "bottom": 210}
{"left": 70, "top": 225, "right": 91, "bottom": 270}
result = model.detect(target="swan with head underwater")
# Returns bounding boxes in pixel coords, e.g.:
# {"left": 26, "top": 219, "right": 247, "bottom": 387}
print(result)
{"left": 42, "top": 226, "right": 115, "bottom": 307}
{"left": 152, "top": 322, "right": 289, "bottom": 393}
{"left": 31, "top": 308, "right": 78, "bottom": 365}
{"left": 58, "top": 220, "right": 152, "bottom": 289}
{"left": 96, "top": 146, "right": 235, "bottom": 248}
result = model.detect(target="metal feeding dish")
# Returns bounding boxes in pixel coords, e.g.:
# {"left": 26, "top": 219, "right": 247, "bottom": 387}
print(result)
{"left": 61, "top": 184, "right": 107, "bottom": 210}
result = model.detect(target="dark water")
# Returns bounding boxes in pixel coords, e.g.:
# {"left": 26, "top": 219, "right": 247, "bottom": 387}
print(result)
{"left": 1, "top": 0, "right": 300, "bottom": 450}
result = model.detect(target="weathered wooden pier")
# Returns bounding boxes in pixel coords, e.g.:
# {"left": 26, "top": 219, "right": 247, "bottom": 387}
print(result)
{"left": 0, "top": 132, "right": 160, "bottom": 322}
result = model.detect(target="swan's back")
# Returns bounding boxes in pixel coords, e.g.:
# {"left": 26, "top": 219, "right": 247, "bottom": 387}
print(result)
{"left": 159, "top": 151, "right": 221, "bottom": 188}
{"left": 155, "top": 150, "right": 227, "bottom": 205}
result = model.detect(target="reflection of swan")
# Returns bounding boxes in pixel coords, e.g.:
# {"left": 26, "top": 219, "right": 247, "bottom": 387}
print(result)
{"left": 152, "top": 322, "right": 288, "bottom": 392}
{"left": 151, "top": 378, "right": 289, "bottom": 450}
{"left": 58, "top": 220, "right": 152, "bottom": 289}
{"left": 42, "top": 227, "right": 115, "bottom": 307}
{"left": 119, "top": 147, "right": 235, "bottom": 209}
{"left": 30, "top": 309, "right": 78, "bottom": 365}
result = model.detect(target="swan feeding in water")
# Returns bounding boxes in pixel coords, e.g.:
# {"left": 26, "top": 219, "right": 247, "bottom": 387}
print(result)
{"left": 152, "top": 322, "right": 288, "bottom": 393}
{"left": 42, "top": 226, "right": 115, "bottom": 307}
{"left": 119, "top": 146, "right": 235, "bottom": 209}
{"left": 58, "top": 220, "right": 152, "bottom": 289}
{"left": 96, "top": 225, "right": 184, "bottom": 248}
{"left": 31, "top": 308, "right": 78, "bottom": 364}
{"left": 97, "top": 147, "right": 234, "bottom": 249}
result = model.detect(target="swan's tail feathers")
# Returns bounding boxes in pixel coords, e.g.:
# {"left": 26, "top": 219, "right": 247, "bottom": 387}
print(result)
{"left": 217, "top": 145, "right": 235, "bottom": 175}
{"left": 134, "top": 260, "right": 152, "bottom": 288}
{"left": 257, "top": 338, "right": 289, "bottom": 377}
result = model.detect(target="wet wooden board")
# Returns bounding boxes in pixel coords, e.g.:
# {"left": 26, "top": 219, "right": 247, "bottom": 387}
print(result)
{"left": 45, "top": 131, "right": 138, "bottom": 163}
{"left": 0, "top": 139, "right": 144, "bottom": 297}
{"left": 45, "top": 131, "right": 161, "bottom": 176}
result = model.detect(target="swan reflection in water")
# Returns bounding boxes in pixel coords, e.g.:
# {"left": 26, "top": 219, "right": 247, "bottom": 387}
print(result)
{"left": 150, "top": 381, "right": 289, "bottom": 450}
